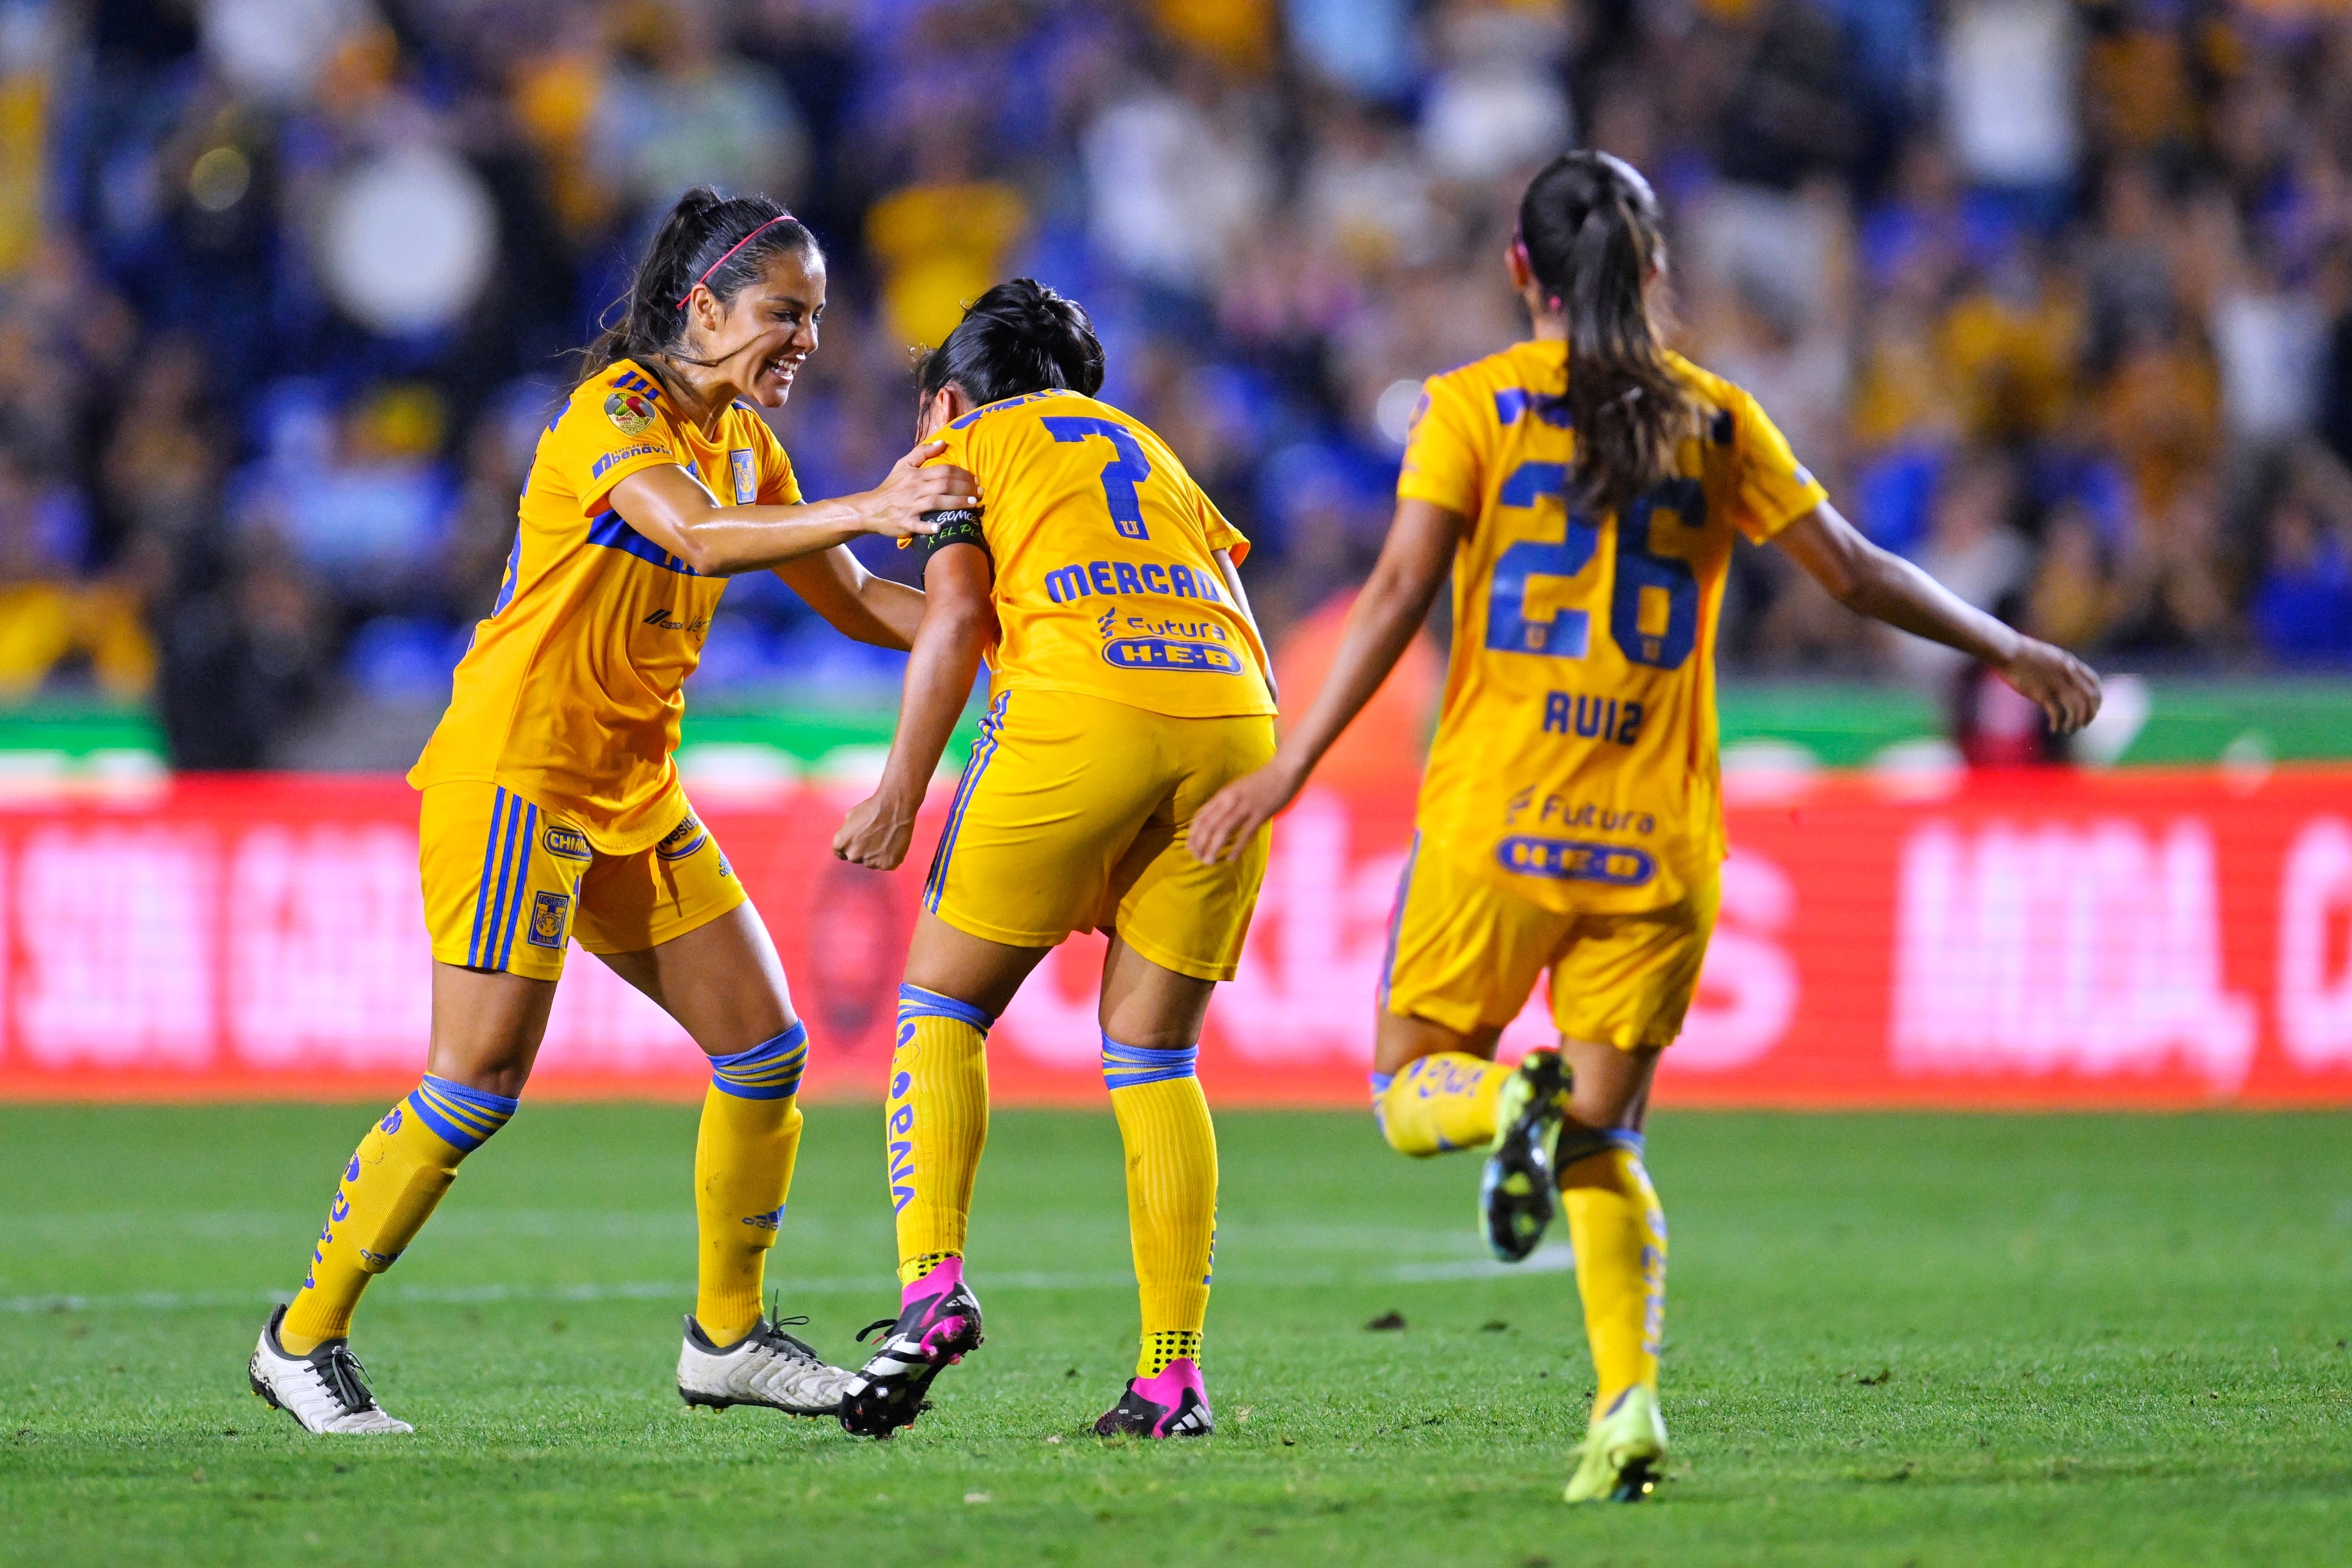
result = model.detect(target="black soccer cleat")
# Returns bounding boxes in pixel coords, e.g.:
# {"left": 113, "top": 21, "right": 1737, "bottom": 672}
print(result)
{"left": 837, "top": 1259, "right": 984, "bottom": 1439}
{"left": 1479, "top": 1048, "right": 1571, "bottom": 1262}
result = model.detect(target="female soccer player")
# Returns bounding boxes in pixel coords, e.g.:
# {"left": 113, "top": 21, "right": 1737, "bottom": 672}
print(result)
{"left": 247, "top": 188, "right": 981, "bottom": 1435}
{"left": 829, "top": 280, "right": 1277, "bottom": 1440}
{"left": 1190, "top": 152, "right": 2102, "bottom": 1500}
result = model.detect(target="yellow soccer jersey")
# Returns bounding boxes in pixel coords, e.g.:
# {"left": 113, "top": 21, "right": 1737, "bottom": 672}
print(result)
{"left": 410, "top": 360, "right": 802, "bottom": 853}
{"left": 1398, "top": 340, "right": 1827, "bottom": 914}
{"left": 918, "top": 390, "right": 1274, "bottom": 720}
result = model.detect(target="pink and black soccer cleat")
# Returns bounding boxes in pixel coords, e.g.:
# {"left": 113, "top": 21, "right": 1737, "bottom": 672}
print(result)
{"left": 837, "top": 1256, "right": 984, "bottom": 1438}
{"left": 1093, "top": 1358, "right": 1213, "bottom": 1437}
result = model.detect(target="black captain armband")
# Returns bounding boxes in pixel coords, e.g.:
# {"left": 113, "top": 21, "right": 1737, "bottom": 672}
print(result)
{"left": 913, "top": 507, "right": 987, "bottom": 561}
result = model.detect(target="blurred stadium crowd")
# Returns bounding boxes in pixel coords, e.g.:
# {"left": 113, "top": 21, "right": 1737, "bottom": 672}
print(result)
{"left": 1, "top": 0, "right": 2350, "bottom": 765}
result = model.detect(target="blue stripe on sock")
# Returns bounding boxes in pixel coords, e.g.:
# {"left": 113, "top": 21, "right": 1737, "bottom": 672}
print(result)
{"left": 1101, "top": 1033, "right": 1198, "bottom": 1091}
{"left": 895, "top": 984, "right": 995, "bottom": 1034}
{"left": 467, "top": 788, "right": 509, "bottom": 967}
{"left": 707, "top": 1022, "right": 809, "bottom": 1099}
{"left": 1368, "top": 1071, "right": 1395, "bottom": 1102}
{"left": 1557, "top": 1127, "right": 1645, "bottom": 1168}
{"left": 404, "top": 1074, "right": 519, "bottom": 1154}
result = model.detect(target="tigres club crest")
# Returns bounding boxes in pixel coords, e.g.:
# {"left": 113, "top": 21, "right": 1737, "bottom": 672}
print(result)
{"left": 527, "top": 890, "right": 572, "bottom": 950}
{"left": 606, "top": 389, "right": 657, "bottom": 435}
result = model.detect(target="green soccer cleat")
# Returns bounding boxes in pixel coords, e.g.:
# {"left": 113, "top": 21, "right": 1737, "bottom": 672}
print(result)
{"left": 1478, "top": 1048, "right": 1571, "bottom": 1261}
{"left": 1564, "top": 1385, "right": 1668, "bottom": 1503}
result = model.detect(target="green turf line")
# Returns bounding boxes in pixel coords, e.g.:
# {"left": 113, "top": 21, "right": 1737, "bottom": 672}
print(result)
{"left": 3, "top": 1104, "right": 2347, "bottom": 1567}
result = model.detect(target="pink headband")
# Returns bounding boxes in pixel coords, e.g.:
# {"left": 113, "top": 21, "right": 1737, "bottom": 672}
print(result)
{"left": 676, "top": 214, "right": 794, "bottom": 309}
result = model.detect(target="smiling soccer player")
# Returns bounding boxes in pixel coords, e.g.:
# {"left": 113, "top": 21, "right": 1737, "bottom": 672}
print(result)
{"left": 246, "top": 188, "right": 980, "bottom": 1435}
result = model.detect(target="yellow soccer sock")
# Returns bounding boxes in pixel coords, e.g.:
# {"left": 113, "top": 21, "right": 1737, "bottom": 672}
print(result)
{"left": 693, "top": 1024, "right": 810, "bottom": 1344}
{"left": 1559, "top": 1133, "right": 1668, "bottom": 1414}
{"left": 1371, "top": 1052, "right": 1512, "bottom": 1156}
{"left": 1102, "top": 1034, "right": 1217, "bottom": 1376}
{"left": 280, "top": 1075, "right": 517, "bottom": 1352}
{"left": 890, "top": 986, "right": 993, "bottom": 1284}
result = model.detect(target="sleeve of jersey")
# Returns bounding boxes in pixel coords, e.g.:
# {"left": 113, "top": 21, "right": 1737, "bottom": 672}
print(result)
{"left": 1196, "top": 490, "right": 1251, "bottom": 567}
{"left": 1726, "top": 387, "right": 1830, "bottom": 544}
{"left": 904, "top": 424, "right": 989, "bottom": 567}
{"left": 559, "top": 389, "right": 686, "bottom": 516}
{"left": 1395, "top": 376, "right": 1483, "bottom": 519}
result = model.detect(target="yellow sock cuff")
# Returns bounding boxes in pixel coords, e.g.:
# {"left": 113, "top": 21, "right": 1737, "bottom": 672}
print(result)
{"left": 693, "top": 1084, "right": 801, "bottom": 1345}
{"left": 1562, "top": 1142, "right": 1667, "bottom": 1410}
{"left": 1373, "top": 1052, "right": 1511, "bottom": 1156}
{"left": 1108, "top": 1058, "right": 1217, "bottom": 1380}
{"left": 891, "top": 987, "right": 992, "bottom": 1275}
{"left": 283, "top": 1088, "right": 485, "bottom": 1347}
{"left": 898, "top": 1251, "right": 961, "bottom": 1286}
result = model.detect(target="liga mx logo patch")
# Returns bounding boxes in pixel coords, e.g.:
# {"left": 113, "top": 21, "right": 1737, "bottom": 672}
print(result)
{"left": 526, "top": 890, "right": 571, "bottom": 950}
{"left": 729, "top": 448, "right": 756, "bottom": 505}
{"left": 604, "top": 389, "right": 657, "bottom": 436}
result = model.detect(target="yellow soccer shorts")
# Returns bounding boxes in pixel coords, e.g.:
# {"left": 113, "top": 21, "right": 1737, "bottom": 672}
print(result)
{"left": 417, "top": 781, "right": 746, "bottom": 980}
{"left": 923, "top": 688, "right": 1276, "bottom": 981}
{"left": 1381, "top": 837, "right": 1720, "bottom": 1049}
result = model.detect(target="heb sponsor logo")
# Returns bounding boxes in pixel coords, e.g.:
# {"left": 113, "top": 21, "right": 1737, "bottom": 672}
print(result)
{"left": 1494, "top": 835, "right": 1658, "bottom": 886}
{"left": 1892, "top": 818, "right": 2257, "bottom": 1089}
{"left": 1101, "top": 637, "right": 1244, "bottom": 674}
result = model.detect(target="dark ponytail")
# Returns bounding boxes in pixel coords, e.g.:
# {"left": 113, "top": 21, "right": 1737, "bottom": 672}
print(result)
{"left": 915, "top": 278, "right": 1105, "bottom": 414}
{"left": 576, "top": 186, "right": 820, "bottom": 390}
{"left": 1518, "top": 151, "right": 1696, "bottom": 519}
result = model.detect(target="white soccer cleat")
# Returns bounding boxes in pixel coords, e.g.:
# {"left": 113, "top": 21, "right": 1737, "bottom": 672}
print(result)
{"left": 677, "top": 1313, "right": 856, "bottom": 1417}
{"left": 248, "top": 1305, "right": 414, "bottom": 1435}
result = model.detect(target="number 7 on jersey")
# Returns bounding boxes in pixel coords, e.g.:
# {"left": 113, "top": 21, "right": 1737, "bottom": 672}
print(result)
{"left": 1042, "top": 416, "right": 1153, "bottom": 541}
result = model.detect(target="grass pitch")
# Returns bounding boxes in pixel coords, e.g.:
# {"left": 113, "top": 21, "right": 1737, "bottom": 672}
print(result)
{"left": 2, "top": 1104, "right": 2346, "bottom": 1566}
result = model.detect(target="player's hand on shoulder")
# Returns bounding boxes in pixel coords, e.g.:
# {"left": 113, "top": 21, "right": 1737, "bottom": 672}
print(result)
{"left": 1999, "top": 637, "right": 2102, "bottom": 735}
{"left": 858, "top": 440, "right": 981, "bottom": 540}
{"left": 833, "top": 790, "right": 919, "bottom": 871}
{"left": 1188, "top": 760, "right": 1302, "bottom": 865}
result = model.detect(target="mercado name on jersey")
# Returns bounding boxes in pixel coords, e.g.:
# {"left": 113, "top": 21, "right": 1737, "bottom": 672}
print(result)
{"left": 920, "top": 390, "right": 1275, "bottom": 720}
{"left": 409, "top": 360, "right": 802, "bottom": 854}
{"left": 1398, "top": 341, "right": 1828, "bottom": 914}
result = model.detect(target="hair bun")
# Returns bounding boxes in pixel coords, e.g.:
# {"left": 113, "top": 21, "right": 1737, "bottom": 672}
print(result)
{"left": 918, "top": 278, "right": 1108, "bottom": 406}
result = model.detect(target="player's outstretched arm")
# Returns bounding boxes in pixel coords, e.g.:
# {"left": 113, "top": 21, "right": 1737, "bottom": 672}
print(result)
{"left": 774, "top": 546, "right": 924, "bottom": 651}
{"left": 833, "top": 544, "right": 994, "bottom": 871}
{"left": 1189, "top": 497, "right": 1464, "bottom": 864}
{"left": 1773, "top": 502, "right": 2102, "bottom": 734}
{"left": 610, "top": 439, "right": 980, "bottom": 577}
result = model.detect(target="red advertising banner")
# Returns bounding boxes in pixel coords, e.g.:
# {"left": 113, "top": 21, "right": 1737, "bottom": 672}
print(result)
{"left": 1, "top": 766, "right": 2348, "bottom": 1107}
